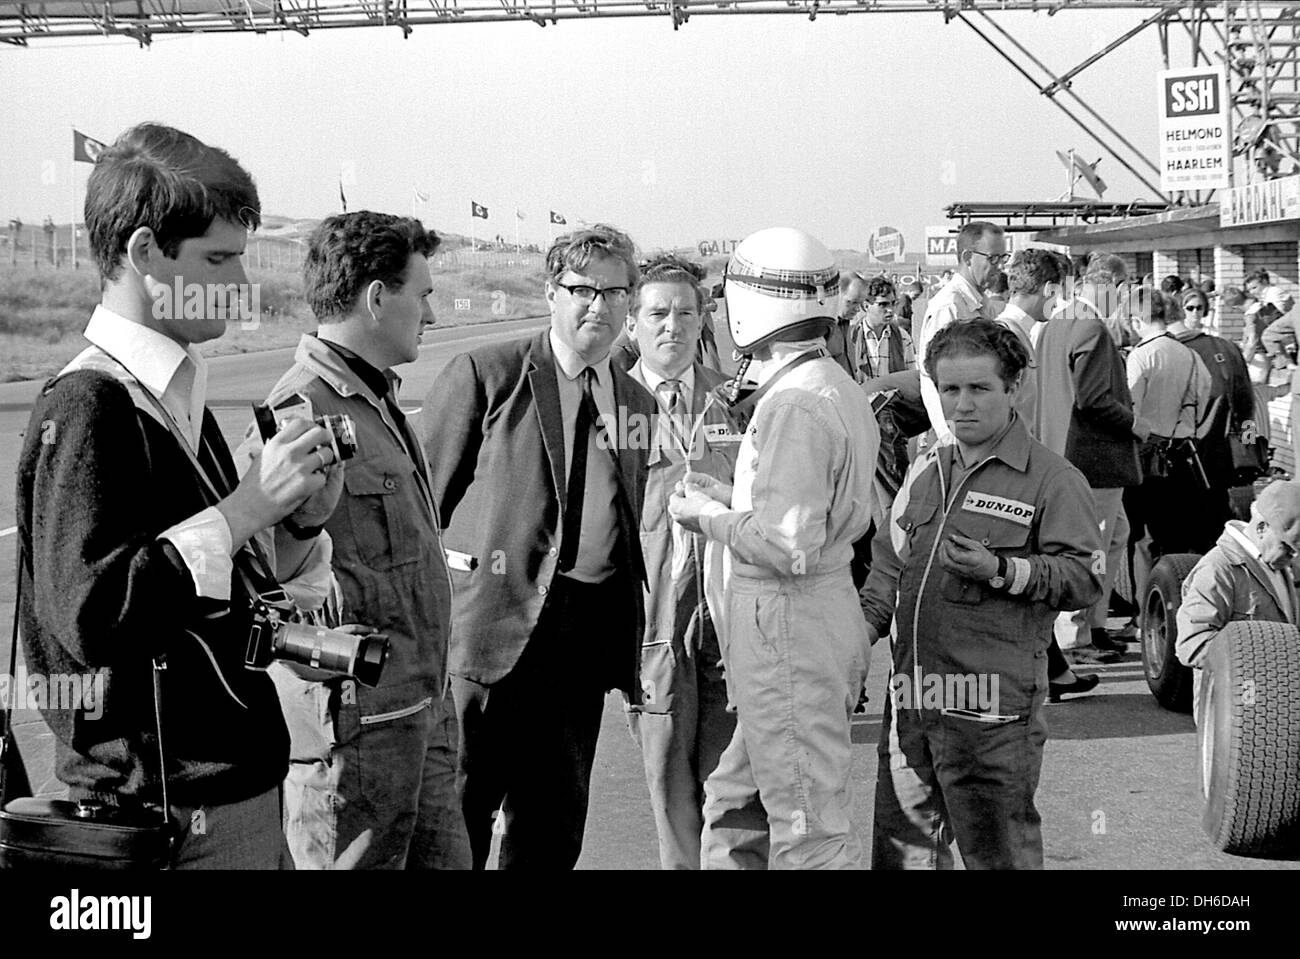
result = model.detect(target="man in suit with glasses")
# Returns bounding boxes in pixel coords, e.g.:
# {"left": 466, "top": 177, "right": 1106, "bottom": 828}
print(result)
{"left": 422, "top": 224, "right": 655, "bottom": 869}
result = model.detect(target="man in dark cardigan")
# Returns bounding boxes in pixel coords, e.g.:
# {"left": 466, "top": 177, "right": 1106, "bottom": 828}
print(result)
{"left": 15, "top": 123, "right": 343, "bottom": 868}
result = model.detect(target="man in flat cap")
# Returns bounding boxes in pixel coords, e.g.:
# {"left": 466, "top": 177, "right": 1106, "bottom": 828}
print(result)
{"left": 1176, "top": 480, "right": 1300, "bottom": 719}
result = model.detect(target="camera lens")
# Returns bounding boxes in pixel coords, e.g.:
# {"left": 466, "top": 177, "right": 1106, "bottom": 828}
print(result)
{"left": 352, "top": 633, "right": 390, "bottom": 688}
{"left": 269, "top": 622, "right": 389, "bottom": 687}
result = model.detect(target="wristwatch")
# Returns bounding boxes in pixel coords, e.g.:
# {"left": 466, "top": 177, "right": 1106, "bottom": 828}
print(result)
{"left": 988, "top": 555, "right": 1009, "bottom": 590}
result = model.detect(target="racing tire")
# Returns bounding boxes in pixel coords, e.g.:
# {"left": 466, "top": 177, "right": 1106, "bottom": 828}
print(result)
{"left": 1200, "top": 620, "right": 1300, "bottom": 859}
{"left": 1141, "top": 553, "right": 1201, "bottom": 713}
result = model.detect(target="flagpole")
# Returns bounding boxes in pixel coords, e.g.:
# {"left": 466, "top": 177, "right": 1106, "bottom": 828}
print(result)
{"left": 515, "top": 212, "right": 520, "bottom": 254}
{"left": 70, "top": 131, "right": 77, "bottom": 271}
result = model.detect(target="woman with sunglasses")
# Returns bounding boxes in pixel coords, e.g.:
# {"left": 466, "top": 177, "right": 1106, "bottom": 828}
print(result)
{"left": 1179, "top": 288, "right": 1210, "bottom": 332}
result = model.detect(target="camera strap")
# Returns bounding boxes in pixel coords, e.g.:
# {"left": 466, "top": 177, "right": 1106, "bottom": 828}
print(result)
{"left": 86, "top": 344, "right": 281, "bottom": 591}
{"left": 1, "top": 547, "right": 24, "bottom": 797}
{"left": 719, "top": 347, "right": 827, "bottom": 419}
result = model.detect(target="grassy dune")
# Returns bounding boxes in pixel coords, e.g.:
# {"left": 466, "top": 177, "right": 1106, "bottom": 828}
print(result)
{"left": 0, "top": 253, "right": 548, "bottom": 383}
{"left": 1, "top": 223, "right": 913, "bottom": 384}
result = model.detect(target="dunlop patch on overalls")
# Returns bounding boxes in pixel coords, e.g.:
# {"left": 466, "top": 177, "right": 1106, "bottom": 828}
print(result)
{"left": 960, "top": 491, "right": 1036, "bottom": 527}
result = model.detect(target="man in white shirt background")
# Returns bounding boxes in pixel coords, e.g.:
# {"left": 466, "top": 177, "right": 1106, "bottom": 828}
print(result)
{"left": 1245, "top": 268, "right": 1295, "bottom": 317}
{"left": 918, "top": 221, "right": 1006, "bottom": 443}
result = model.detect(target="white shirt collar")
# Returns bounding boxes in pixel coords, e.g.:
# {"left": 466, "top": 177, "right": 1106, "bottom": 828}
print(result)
{"left": 549, "top": 326, "right": 612, "bottom": 387}
{"left": 950, "top": 273, "right": 983, "bottom": 308}
{"left": 1226, "top": 521, "right": 1263, "bottom": 561}
{"left": 82, "top": 304, "right": 208, "bottom": 445}
{"left": 83, "top": 305, "right": 202, "bottom": 396}
{"left": 998, "top": 303, "right": 1034, "bottom": 326}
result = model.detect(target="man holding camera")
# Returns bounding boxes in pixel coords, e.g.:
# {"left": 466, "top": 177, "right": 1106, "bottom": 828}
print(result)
{"left": 247, "top": 211, "right": 470, "bottom": 869}
{"left": 15, "top": 123, "right": 341, "bottom": 868}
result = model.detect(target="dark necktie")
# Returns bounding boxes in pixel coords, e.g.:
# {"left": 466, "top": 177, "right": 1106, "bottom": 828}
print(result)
{"left": 557, "top": 367, "right": 597, "bottom": 574}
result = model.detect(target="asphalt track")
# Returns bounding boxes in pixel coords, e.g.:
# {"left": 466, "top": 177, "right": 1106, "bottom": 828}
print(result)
{"left": 1, "top": 314, "right": 1296, "bottom": 870}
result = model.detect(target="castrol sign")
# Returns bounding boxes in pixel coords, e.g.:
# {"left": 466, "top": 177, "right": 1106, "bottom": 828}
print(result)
{"left": 868, "top": 227, "right": 904, "bottom": 263}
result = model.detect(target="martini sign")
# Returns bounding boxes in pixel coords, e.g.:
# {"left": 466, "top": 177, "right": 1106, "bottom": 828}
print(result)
{"left": 869, "top": 227, "right": 905, "bottom": 263}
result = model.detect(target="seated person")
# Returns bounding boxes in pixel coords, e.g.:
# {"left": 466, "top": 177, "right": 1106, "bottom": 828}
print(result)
{"left": 1176, "top": 479, "right": 1300, "bottom": 719}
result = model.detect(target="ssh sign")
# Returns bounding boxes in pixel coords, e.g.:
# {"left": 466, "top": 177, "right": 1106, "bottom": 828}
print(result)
{"left": 1158, "top": 66, "right": 1230, "bottom": 191}
{"left": 1165, "top": 75, "right": 1219, "bottom": 117}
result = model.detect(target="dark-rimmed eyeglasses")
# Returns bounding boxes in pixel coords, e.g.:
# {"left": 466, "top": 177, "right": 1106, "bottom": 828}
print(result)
{"left": 555, "top": 282, "right": 631, "bottom": 305}
{"left": 969, "top": 250, "right": 1011, "bottom": 268}
{"left": 1184, "top": 303, "right": 1207, "bottom": 312}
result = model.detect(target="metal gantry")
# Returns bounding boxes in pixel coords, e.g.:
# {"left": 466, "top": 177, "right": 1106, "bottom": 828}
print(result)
{"left": 7, "top": 2, "right": 1300, "bottom": 212}
{"left": 0, "top": 0, "right": 1265, "bottom": 44}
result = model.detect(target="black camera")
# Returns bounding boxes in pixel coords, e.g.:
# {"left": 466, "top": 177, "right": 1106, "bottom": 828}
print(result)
{"left": 246, "top": 591, "right": 389, "bottom": 688}
{"left": 253, "top": 397, "right": 358, "bottom": 462}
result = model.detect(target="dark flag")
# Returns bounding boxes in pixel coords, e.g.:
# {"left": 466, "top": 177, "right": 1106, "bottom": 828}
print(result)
{"left": 339, "top": 177, "right": 348, "bottom": 212}
{"left": 73, "top": 130, "right": 106, "bottom": 164}
{"left": 471, "top": 201, "right": 489, "bottom": 219}
{"left": 550, "top": 211, "right": 566, "bottom": 225}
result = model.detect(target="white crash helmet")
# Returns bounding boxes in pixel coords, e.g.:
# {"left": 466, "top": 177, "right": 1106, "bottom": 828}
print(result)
{"left": 723, "top": 227, "right": 840, "bottom": 353}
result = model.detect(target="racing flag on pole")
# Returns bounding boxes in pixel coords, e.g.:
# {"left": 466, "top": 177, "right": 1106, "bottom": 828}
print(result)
{"left": 73, "top": 130, "right": 106, "bottom": 164}
{"left": 549, "top": 211, "right": 566, "bottom": 225}
{"left": 471, "top": 201, "right": 489, "bottom": 219}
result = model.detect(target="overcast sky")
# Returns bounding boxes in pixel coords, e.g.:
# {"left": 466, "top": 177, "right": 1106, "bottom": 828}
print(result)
{"left": 0, "top": 10, "right": 1181, "bottom": 253}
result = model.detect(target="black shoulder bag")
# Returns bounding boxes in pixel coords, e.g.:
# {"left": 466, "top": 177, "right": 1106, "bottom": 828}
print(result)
{"left": 0, "top": 355, "right": 205, "bottom": 870}
{"left": 0, "top": 552, "right": 176, "bottom": 869}
{"left": 1174, "top": 349, "right": 1212, "bottom": 492}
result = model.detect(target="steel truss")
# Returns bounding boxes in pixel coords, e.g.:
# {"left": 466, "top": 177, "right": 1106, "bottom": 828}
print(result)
{"left": 952, "top": 2, "right": 1300, "bottom": 209}
{"left": 6, "top": 3, "right": 1300, "bottom": 213}
{"left": 0, "top": 0, "right": 1272, "bottom": 44}
{"left": 945, "top": 199, "right": 1175, "bottom": 230}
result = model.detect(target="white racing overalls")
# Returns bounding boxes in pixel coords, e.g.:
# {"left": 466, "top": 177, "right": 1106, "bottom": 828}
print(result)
{"left": 696, "top": 344, "right": 879, "bottom": 869}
